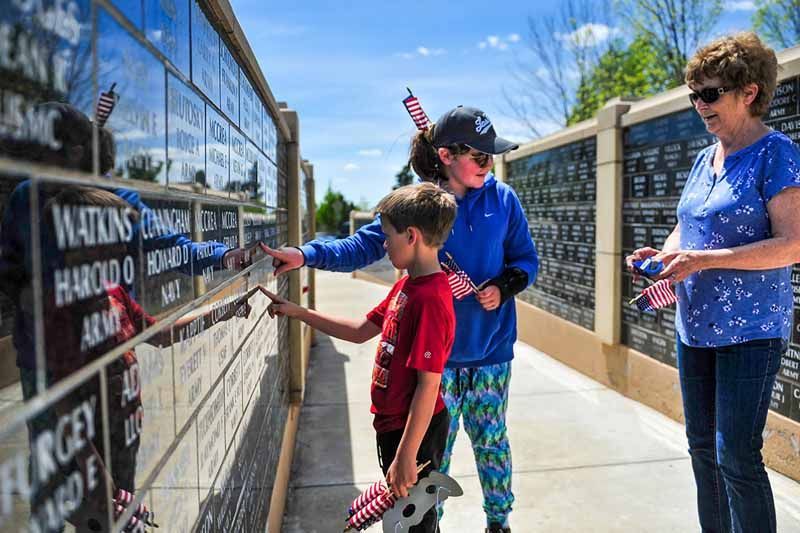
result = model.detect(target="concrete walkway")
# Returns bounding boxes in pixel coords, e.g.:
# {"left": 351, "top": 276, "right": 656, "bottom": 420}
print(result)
{"left": 283, "top": 271, "right": 800, "bottom": 532}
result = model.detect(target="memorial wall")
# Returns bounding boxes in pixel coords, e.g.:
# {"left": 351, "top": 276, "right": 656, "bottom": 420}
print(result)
{"left": 620, "top": 108, "right": 713, "bottom": 366}
{"left": 0, "top": 0, "right": 305, "bottom": 531}
{"left": 506, "top": 137, "right": 597, "bottom": 331}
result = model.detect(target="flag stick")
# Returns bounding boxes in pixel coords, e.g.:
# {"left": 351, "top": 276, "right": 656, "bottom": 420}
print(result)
{"left": 628, "top": 293, "right": 644, "bottom": 305}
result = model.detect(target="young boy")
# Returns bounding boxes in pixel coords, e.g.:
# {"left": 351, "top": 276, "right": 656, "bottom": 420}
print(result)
{"left": 263, "top": 182, "right": 457, "bottom": 532}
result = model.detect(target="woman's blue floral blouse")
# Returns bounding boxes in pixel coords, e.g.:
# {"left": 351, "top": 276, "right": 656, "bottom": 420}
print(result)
{"left": 676, "top": 131, "right": 800, "bottom": 347}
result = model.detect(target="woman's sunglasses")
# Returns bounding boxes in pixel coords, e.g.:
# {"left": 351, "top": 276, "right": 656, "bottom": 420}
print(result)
{"left": 688, "top": 86, "right": 732, "bottom": 105}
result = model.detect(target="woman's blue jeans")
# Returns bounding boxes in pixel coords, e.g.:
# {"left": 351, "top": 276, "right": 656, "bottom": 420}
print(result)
{"left": 677, "top": 337, "right": 783, "bottom": 533}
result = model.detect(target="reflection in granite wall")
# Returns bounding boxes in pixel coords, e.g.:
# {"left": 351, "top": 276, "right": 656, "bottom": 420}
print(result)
{"left": 621, "top": 77, "right": 800, "bottom": 423}
{"left": 146, "top": 0, "right": 190, "bottom": 76}
{"left": 507, "top": 138, "right": 597, "bottom": 330}
{"left": 0, "top": 1, "right": 296, "bottom": 531}
{"left": 98, "top": 6, "right": 167, "bottom": 183}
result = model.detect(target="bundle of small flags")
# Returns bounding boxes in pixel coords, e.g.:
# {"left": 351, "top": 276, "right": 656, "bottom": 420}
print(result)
{"left": 344, "top": 479, "right": 396, "bottom": 531}
{"left": 441, "top": 252, "right": 478, "bottom": 300}
{"left": 95, "top": 83, "right": 119, "bottom": 128}
{"left": 343, "top": 461, "right": 430, "bottom": 532}
{"left": 630, "top": 279, "right": 677, "bottom": 311}
{"left": 114, "top": 488, "right": 158, "bottom": 531}
{"left": 402, "top": 88, "right": 432, "bottom": 131}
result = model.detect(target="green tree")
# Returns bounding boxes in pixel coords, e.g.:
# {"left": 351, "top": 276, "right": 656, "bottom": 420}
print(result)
{"left": 316, "top": 183, "right": 355, "bottom": 233}
{"left": 754, "top": 0, "right": 800, "bottom": 50}
{"left": 569, "top": 34, "right": 670, "bottom": 124}
{"left": 505, "top": 0, "right": 616, "bottom": 136}
{"left": 393, "top": 163, "right": 414, "bottom": 189}
{"left": 617, "top": 0, "right": 723, "bottom": 87}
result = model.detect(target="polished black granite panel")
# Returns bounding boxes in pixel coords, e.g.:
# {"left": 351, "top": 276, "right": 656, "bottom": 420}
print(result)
{"left": 145, "top": 0, "right": 190, "bottom": 75}
{"left": 0, "top": 0, "right": 95, "bottom": 169}
{"left": 190, "top": 0, "right": 220, "bottom": 103}
{"left": 97, "top": 7, "right": 167, "bottom": 183}
{"left": 219, "top": 41, "right": 240, "bottom": 123}
{"left": 206, "top": 104, "right": 231, "bottom": 193}
{"left": 228, "top": 126, "right": 248, "bottom": 197}
{"left": 111, "top": 0, "right": 144, "bottom": 29}
{"left": 239, "top": 74, "right": 254, "bottom": 141}
{"left": 167, "top": 72, "right": 206, "bottom": 188}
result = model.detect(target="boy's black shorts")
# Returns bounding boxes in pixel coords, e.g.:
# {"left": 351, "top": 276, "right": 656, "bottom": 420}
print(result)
{"left": 375, "top": 408, "right": 450, "bottom": 533}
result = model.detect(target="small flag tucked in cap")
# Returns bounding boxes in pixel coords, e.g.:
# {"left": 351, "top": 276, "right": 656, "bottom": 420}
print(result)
{"left": 441, "top": 252, "right": 477, "bottom": 300}
{"left": 402, "top": 88, "right": 432, "bottom": 131}
{"left": 95, "top": 83, "right": 118, "bottom": 128}
{"left": 632, "top": 279, "right": 677, "bottom": 311}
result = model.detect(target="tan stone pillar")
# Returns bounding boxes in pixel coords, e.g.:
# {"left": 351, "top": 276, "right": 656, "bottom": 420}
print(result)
{"left": 281, "top": 107, "right": 305, "bottom": 403}
{"left": 594, "top": 98, "right": 634, "bottom": 345}
{"left": 305, "top": 161, "right": 317, "bottom": 317}
{"left": 494, "top": 153, "right": 506, "bottom": 182}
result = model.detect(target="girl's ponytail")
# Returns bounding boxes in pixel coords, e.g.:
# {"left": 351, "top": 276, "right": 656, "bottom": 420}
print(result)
{"left": 409, "top": 125, "right": 444, "bottom": 182}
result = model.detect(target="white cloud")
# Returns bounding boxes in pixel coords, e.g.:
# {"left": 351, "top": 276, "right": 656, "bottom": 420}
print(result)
{"left": 343, "top": 163, "right": 360, "bottom": 171}
{"left": 396, "top": 46, "right": 446, "bottom": 59}
{"left": 479, "top": 34, "right": 516, "bottom": 51}
{"left": 556, "top": 23, "right": 619, "bottom": 47}
{"left": 358, "top": 149, "right": 383, "bottom": 157}
{"left": 726, "top": 1, "right": 756, "bottom": 10}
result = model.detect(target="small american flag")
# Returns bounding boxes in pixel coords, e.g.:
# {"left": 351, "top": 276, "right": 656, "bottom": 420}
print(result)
{"left": 95, "top": 83, "right": 118, "bottom": 127}
{"left": 634, "top": 279, "right": 677, "bottom": 311}
{"left": 402, "top": 88, "right": 431, "bottom": 131}
{"left": 441, "top": 252, "right": 477, "bottom": 300}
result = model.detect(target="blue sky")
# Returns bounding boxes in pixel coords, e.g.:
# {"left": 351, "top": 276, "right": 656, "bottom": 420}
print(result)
{"left": 233, "top": 1, "right": 757, "bottom": 207}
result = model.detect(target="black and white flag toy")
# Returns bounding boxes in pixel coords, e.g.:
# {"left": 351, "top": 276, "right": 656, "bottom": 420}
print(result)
{"left": 95, "top": 82, "right": 118, "bottom": 127}
{"left": 402, "top": 88, "right": 432, "bottom": 131}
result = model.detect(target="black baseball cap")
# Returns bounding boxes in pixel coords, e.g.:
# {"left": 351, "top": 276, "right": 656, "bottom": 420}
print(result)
{"left": 431, "top": 106, "right": 518, "bottom": 154}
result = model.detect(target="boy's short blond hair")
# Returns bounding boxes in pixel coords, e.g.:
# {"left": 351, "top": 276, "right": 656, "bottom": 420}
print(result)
{"left": 375, "top": 183, "right": 456, "bottom": 248}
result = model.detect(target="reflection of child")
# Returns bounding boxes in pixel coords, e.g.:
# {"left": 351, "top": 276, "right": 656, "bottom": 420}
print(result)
{"left": 264, "top": 183, "right": 456, "bottom": 532}
{"left": 35, "top": 186, "right": 254, "bottom": 531}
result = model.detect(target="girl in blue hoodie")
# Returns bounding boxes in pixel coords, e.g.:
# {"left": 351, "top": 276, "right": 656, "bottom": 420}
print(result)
{"left": 267, "top": 106, "right": 537, "bottom": 533}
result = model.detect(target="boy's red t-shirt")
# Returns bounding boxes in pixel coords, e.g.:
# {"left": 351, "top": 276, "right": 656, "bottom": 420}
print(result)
{"left": 366, "top": 271, "right": 455, "bottom": 433}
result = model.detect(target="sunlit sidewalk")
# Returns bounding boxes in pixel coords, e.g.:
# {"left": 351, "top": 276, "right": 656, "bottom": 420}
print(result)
{"left": 282, "top": 271, "right": 800, "bottom": 532}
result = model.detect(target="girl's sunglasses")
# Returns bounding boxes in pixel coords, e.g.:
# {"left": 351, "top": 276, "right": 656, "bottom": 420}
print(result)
{"left": 688, "top": 86, "right": 731, "bottom": 105}
{"left": 468, "top": 151, "right": 493, "bottom": 167}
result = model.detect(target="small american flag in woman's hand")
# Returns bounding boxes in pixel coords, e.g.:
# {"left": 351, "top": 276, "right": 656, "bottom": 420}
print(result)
{"left": 632, "top": 279, "right": 677, "bottom": 311}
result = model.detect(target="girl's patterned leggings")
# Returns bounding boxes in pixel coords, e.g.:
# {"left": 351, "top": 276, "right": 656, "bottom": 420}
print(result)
{"left": 439, "top": 361, "right": 513, "bottom": 526}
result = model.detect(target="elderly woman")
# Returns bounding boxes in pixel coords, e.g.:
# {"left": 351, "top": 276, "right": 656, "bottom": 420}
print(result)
{"left": 626, "top": 32, "right": 800, "bottom": 532}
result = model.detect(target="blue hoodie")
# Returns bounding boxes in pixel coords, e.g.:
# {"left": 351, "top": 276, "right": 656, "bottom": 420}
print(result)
{"left": 301, "top": 175, "right": 538, "bottom": 367}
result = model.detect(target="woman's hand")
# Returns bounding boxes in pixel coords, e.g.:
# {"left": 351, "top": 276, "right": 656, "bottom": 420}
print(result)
{"left": 655, "top": 250, "right": 707, "bottom": 283}
{"left": 476, "top": 285, "right": 501, "bottom": 311}
{"left": 624, "top": 247, "right": 660, "bottom": 272}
